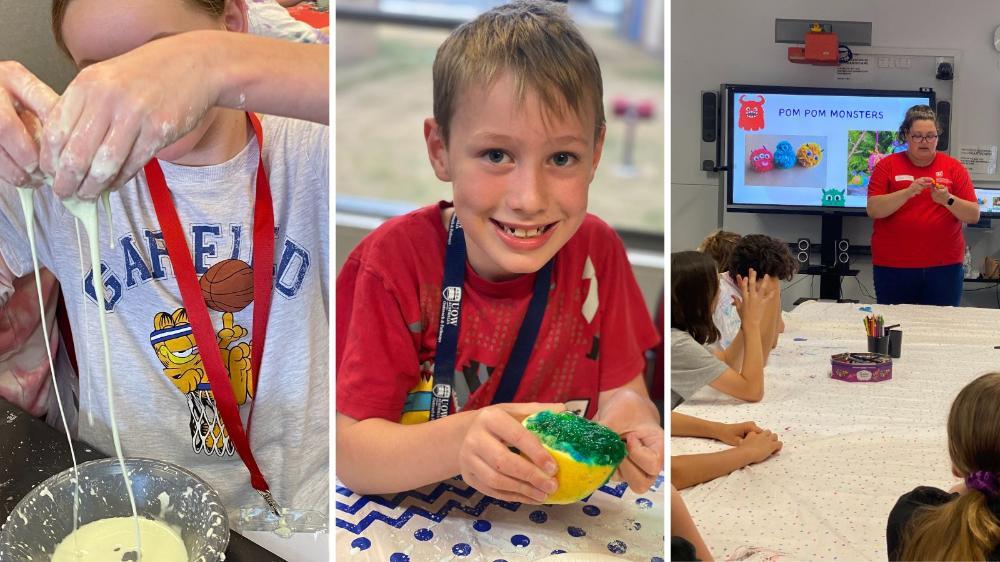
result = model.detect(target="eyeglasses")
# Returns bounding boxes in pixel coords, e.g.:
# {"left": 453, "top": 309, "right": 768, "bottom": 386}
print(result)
{"left": 908, "top": 134, "right": 939, "bottom": 143}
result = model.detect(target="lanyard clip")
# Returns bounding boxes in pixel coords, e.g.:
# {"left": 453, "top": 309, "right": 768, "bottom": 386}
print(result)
{"left": 258, "top": 489, "right": 282, "bottom": 517}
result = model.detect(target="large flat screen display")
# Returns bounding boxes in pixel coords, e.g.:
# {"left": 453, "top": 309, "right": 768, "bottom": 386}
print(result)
{"left": 725, "top": 84, "right": 935, "bottom": 215}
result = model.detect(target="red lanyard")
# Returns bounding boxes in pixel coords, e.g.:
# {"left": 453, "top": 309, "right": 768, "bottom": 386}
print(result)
{"left": 143, "top": 113, "right": 279, "bottom": 513}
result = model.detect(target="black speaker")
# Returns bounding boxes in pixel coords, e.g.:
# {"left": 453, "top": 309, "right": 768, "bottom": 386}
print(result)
{"left": 936, "top": 100, "right": 950, "bottom": 151}
{"left": 835, "top": 238, "right": 850, "bottom": 269}
{"left": 796, "top": 238, "right": 811, "bottom": 264}
{"left": 701, "top": 91, "right": 718, "bottom": 143}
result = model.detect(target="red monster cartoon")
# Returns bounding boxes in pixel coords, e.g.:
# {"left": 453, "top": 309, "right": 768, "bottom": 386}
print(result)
{"left": 749, "top": 146, "right": 774, "bottom": 173}
{"left": 738, "top": 95, "right": 766, "bottom": 131}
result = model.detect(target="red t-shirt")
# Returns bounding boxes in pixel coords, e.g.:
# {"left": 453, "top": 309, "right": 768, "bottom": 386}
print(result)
{"left": 867, "top": 152, "right": 974, "bottom": 268}
{"left": 336, "top": 202, "right": 659, "bottom": 423}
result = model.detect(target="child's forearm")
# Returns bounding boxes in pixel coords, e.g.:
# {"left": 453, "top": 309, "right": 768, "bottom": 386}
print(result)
{"left": 206, "top": 31, "right": 329, "bottom": 124}
{"left": 336, "top": 411, "right": 476, "bottom": 495}
{"left": 670, "top": 412, "right": 720, "bottom": 440}
{"left": 737, "top": 322, "right": 765, "bottom": 400}
{"left": 720, "top": 329, "right": 744, "bottom": 370}
{"left": 671, "top": 448, "right": 755, "bottom": 490}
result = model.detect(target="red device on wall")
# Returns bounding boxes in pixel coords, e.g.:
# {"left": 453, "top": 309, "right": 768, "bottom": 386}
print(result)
{"left": 788, "top": 23, "right": 840, "bottom": 65}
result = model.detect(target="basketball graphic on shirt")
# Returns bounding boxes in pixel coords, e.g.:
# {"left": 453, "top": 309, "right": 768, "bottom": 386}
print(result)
{"left": 200, "top": 259, "right": 254, "bottom": 312}
{"left": 150, "top": 307, "right": 253, "bottom": 457}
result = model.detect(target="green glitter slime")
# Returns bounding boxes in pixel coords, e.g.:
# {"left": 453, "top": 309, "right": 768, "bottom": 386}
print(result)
{"left": 524, "top": 411, "right": 626, "bottom": 466}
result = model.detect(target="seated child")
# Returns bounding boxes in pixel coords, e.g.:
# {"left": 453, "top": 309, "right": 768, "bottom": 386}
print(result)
{"left": 711, "top": 234, "right": 795, "bottom": 367}
{"left": 336, "top": 0, "right": 663, "bottom": 503}
{"left": 698, "top": 229, "right": 741, "bottom": 273}
{"left": 670, "top": 411, "right": 781, "bottom": 490}
{"left": 887, "top": 372, "right": 1000, "bottom": 561}
{"left": 671, "top": 251, "right": 772, "bottom": 405}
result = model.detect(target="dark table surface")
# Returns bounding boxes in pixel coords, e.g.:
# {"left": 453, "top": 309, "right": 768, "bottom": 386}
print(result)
{"left": 0, "top": 397, "right": 285, "bottom": 561}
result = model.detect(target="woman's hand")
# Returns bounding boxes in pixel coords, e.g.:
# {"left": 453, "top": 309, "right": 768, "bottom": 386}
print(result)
{"left": 930, "top": 182, "right": 951, "bottom": 206}
{"left": 907, "top": 177, "right": 934, "bottom": 199}
{"left": 733, "top": 268, "right": 773, "bottom": 328}
{"left": 0, "top": 61, "right": 58, "bottom": 187}
{"left": 40, "top": 33, "right": 223, "bottom": 200}
{"left": 458, "top": 403, "right": 564, "bottom": 504}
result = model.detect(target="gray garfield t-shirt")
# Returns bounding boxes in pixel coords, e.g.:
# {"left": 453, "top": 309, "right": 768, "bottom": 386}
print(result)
{"left": 0, "top": 115, "right": 329, "bottom": 517}
{"left": 671, "top": 328, "right": 728, "bottom": 409}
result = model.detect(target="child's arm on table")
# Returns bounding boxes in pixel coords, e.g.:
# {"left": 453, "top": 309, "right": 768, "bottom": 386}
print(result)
{"left": 671, "top": 485, "right": 714, "bottom": 561}
{"left": 671, "top": 429, "right": 782, "bottom": 490}
{"left": 594, "top": 374, "right": 664, "bottom": 493}
{"left": 336, "top": 402, "right": 564, "bottom": 504}
{"left": 671, "top": 411, "right": 761, "bottom": 445}
{"left": 708, "top": 270, "right": 771, "bottom": 402}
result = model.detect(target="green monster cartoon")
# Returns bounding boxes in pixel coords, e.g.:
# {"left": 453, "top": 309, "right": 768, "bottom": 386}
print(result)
{"left": 821, "top": 188, "right": 846, "bottom": 207}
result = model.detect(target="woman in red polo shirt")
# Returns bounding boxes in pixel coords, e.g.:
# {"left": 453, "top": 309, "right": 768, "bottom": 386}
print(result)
{"left": 867, "top": 105, "right": 981, "bottom": 306}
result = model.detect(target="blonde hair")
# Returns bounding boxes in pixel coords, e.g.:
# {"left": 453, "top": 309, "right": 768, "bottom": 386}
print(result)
{"left": 901, "top": 372, "right": 1000, "bottom": 560}
{"left": 697, "top": 230, "right": 741, "bottom": 272}
{"left": 52, "top": 0, "right": 227, "bottom": 58}
{"left": 431, "top": 0, "right": 605, "bottom": 144}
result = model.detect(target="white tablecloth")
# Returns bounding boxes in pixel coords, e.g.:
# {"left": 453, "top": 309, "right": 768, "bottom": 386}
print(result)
{"left": 673, "top": 301, "right": 1000, "bottom": 561}
{"left": 335, "top": 475, "right": 665, "bottom": 561}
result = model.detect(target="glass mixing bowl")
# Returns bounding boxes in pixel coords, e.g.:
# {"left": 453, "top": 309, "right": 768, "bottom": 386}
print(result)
{"left": 0, "top": 457, "right": 229, "bottom": 562}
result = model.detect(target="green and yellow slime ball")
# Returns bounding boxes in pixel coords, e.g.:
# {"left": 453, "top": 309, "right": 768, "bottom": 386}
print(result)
{"left": 522, "top": 411, "right": 627, "bottom": 504}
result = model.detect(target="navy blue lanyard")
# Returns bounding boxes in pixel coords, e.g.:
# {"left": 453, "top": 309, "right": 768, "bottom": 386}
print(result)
{"left": 430, "top": 213, "right": 553, "bottom": 420}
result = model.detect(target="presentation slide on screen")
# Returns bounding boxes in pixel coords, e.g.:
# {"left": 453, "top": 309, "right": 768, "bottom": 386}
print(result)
{"left": 730, "top": 91, "right": 931, "bottom": 209}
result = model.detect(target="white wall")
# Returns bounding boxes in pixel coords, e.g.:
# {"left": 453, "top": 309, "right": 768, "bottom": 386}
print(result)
{"left": 672, "top": 0, "right": 1000, "bottom": 308}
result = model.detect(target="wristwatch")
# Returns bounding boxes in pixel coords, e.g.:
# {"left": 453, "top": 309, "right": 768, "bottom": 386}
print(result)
{"left": 947, "top": 196, "right": 955, "bottom": 206}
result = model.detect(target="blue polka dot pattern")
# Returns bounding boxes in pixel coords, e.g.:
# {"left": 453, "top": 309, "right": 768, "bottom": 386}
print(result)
{"left": 390, "top": 554, "right": 410, "bottom": 562}
{"left": 582, "top": 505, "right": 601, "bottom": 516}
{"left": 636, "top": 498, "right": 653, "bottom": 509}
{"left": 608, "top": 540, "right": 627, "bottom": 554}
{"left": 413, "top": 528, "right": 433, "bottom": 541}
{"left": 350, "top": 537, "right": 371, "bottom": 550}
{"left": 511, "top": 534, "right": 531, "bottom": 547}
{"left": 453, "top": 543, "right": 472, "bottom": 556}
{"left": 567, "top": 526, "right": 586, "bottom": 537}
{"left": 551, "top": 550, "right": 566, "bottom": 555}
{"left": 473, "top": 519, "right": 492, "bottom": 532}
{"left": 529, "top": 510, "right": 548, "bottom": 523}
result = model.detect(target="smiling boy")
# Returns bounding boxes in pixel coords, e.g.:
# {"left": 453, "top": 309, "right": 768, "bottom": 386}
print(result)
{"left": 336, "top": 0, "right": 662, "bottom": 504}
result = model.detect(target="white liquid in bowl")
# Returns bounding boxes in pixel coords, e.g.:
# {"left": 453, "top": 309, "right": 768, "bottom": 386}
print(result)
{"left": 51, "top": 517, "right": 187, "bottom": 562}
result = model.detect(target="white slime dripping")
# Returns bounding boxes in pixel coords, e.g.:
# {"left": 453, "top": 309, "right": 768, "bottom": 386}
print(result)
{"left": 60, "top": 195, "right": 142, "bottom": 561}
{"left": 16, "top": 187, "right": 81, "bottom": 547}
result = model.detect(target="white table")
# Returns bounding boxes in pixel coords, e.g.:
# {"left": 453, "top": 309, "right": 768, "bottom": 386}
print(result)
{"left": 335, "top": 475, "right": 665, "bottom": 561}
{"left": 673, "top": 301, "right": 1000, "bottom": 561}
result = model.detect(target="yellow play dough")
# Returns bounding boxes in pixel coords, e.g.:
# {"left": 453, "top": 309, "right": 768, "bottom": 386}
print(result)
{"left": 537, "top": 445, "right": 618, "bottom": 504}
{"left": 521, "top": 411, "right": 626, "bottom": 505}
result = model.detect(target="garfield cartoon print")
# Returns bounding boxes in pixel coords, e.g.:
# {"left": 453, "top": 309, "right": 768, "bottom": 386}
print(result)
{"left": 149, "top": 259, "right": 255, "bottom": 456}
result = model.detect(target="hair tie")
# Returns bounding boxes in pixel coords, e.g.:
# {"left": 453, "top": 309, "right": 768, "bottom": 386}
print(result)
{"left": 965, "top": 471, "right": 999, "bottom": 497}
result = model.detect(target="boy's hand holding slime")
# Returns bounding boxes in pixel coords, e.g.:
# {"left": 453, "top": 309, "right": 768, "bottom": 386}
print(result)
{"left": 595, "top": 387, "right": 664, "bottom": 493}
{"left": 458, "top": 402, "right": 565, "bottom": 504}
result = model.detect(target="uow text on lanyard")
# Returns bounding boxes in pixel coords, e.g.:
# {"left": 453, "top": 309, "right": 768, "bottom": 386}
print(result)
{"left": 143, "top": 113, "right": 280, "bottom": 515}
{"left": 429, "top": 213, "right": 554, "bottom": 420}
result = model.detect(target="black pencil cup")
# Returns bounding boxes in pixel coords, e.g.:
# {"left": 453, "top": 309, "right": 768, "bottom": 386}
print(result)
{"left": 887, "top": 329, "right": 902, "bottom": 358}
{"left": 867, "top": 335, "right": 889, "bottom": 355}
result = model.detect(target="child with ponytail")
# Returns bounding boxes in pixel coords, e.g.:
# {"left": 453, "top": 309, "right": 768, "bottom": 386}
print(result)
{"left": 888, "top": 372, "right": 1000, "bottom": 560}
